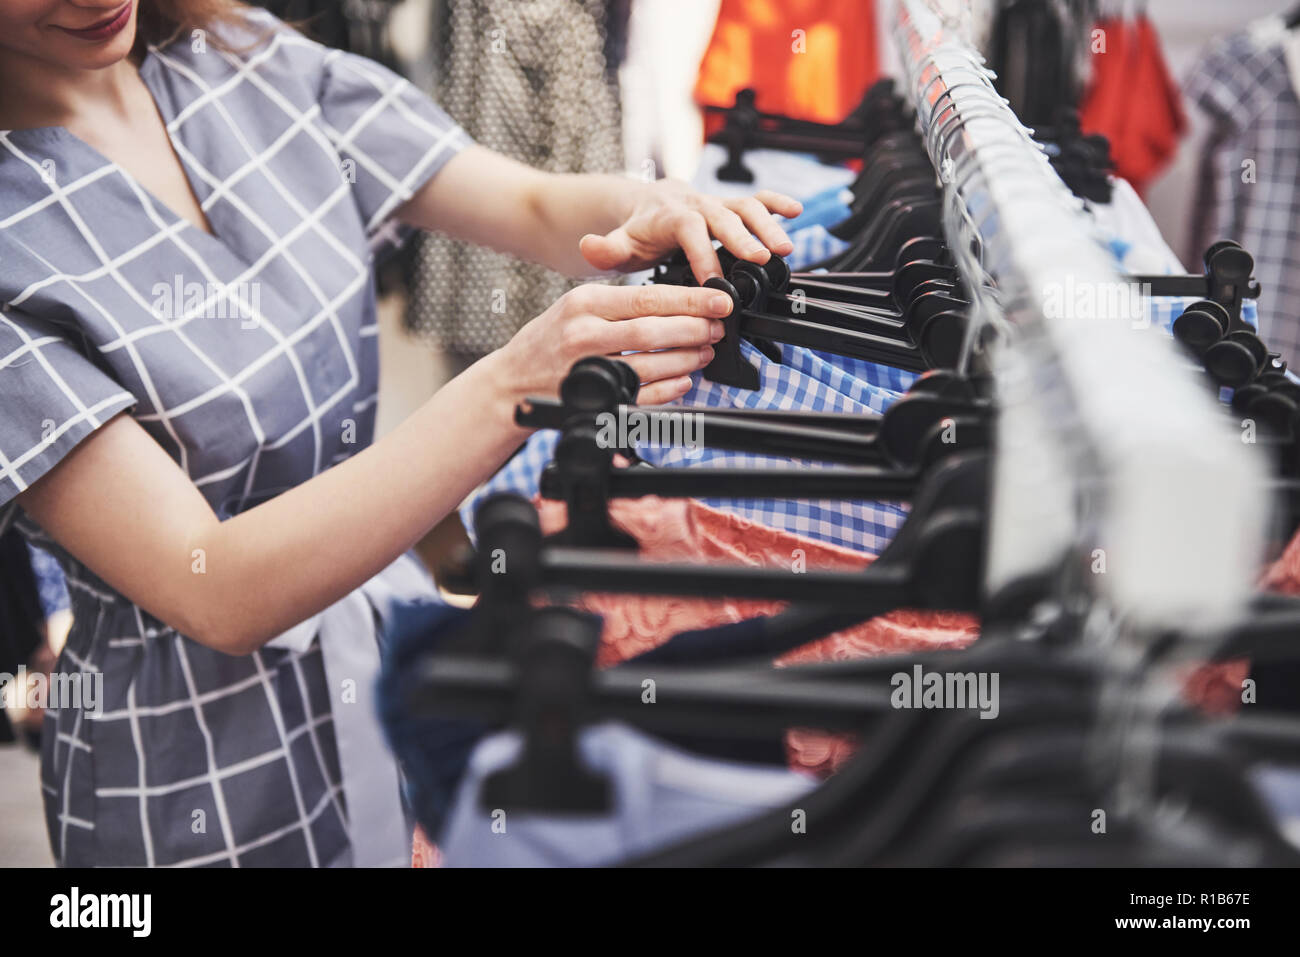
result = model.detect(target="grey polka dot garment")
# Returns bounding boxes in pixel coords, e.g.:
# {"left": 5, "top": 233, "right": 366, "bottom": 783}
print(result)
{"left": 405, "top": 0, "right": 625, "bottom": 358}
{"left": 0, "top": 9, "right": 469, "bottom": 866}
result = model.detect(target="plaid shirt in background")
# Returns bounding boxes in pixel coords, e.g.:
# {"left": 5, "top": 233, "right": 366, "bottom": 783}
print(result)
{"left": 1184, "top": 16, "right": 1300, "bottom": 369}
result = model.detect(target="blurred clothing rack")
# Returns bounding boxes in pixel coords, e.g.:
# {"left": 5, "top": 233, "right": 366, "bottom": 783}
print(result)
{"left": 892, "top": 0, "right": 1267, "bottom": 631}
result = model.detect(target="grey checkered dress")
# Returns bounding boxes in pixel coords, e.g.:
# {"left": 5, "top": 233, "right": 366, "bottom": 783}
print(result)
{"left": 0, "top": 10, "right": 469, "bottom": 866}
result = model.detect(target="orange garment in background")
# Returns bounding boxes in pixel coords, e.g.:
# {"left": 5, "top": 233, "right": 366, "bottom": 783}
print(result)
{"left": 1079, "top": 16, "right": 1186, "bottom": 195}
{"left": 696, "top": 0, "right": 878, "bottom": 130}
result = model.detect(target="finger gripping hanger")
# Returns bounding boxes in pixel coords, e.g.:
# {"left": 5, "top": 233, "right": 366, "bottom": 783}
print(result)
{"left": 653, "top": 238, "right": 958, "bottom": 309}
{"left": 701, "top": 273, "right": 763, "bottom": 390}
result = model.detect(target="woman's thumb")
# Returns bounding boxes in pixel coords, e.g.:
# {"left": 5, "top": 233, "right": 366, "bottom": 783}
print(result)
{"left": 580, "top": 229, "right": 635, "bottom": 269}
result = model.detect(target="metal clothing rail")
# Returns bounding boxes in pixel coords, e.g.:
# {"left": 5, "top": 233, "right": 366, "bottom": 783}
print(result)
{"left": 892, "top": 0, "right": 1268, "bottom": 630}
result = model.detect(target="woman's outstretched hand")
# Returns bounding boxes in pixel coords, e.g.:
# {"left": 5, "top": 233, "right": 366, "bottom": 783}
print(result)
{"left": 493, "top": 282, "right": 735, "bottom": 410}
{"left": 578, "top": 180, "right": 803, "bottom": 284}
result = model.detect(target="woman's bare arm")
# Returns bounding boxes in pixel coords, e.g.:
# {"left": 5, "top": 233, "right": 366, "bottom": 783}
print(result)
{"left": 398, "top": 145, "right": 802, "bottom": 282}
{"left": 15, "top": 284, "right": 729, "bottom": 655}
{"left": 16, "top": 355, "right": 523, "bottom": 655}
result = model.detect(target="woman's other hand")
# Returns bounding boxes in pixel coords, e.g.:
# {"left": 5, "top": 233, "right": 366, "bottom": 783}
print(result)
{"left": 579, "top": 181, "right": 803, "bottom": 284}
{"left": 490, "top": 282, "right": 734, "bottom": 409}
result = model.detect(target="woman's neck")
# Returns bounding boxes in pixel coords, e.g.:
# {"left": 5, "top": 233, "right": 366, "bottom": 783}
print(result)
{"left": 0, "top": 49, "right": 142, "bottom": 131}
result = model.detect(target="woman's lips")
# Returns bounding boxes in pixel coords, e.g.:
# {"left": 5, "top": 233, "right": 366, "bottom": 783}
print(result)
{"left": 56, "top": 2, "right": 132, "bottom": 42}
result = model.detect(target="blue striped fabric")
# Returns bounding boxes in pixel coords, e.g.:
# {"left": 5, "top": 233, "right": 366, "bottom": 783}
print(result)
{"left": 462, "top": 336, "right": 910, "bottom": 555}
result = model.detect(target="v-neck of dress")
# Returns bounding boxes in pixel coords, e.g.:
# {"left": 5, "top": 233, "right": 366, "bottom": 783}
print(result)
{"left": 1, "top": 49, "right": 253, "bottom": 275}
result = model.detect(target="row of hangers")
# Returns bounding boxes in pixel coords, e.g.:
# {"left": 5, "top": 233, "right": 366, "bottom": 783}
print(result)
{"left": 685, "top": 78, "right": 1268, "bottom": 394}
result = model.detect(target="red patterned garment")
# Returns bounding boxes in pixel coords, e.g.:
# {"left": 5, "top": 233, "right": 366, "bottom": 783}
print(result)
{"left": 411, "top": 834, "right": 441, "bottom": 869}
{"left": 413, "top": 495, "right": 976, "bottom": 866}
{"left": 534, "top": 495, "right": 979, "bottom": 774}
{"left": 1158, "top": 527, "right": 1300, "bottom": 717}
{"left": 1260, "top": 530, "right": 1300, "bottom": 595}
{"left": 534, "top": 495, "right": 1254, "bottom": 756}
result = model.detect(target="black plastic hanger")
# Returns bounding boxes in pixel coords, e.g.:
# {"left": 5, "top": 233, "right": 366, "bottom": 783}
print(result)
{"left": 708, "top": 81, "right": 910, "bottom": 183}
{"left": 520, "top": 358, "right": 990, "bottom": 547}
{"left": 685, "top": 256, "right": 971, "bottom": 386}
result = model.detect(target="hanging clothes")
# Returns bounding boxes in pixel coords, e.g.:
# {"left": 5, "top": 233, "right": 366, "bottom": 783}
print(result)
{"left": 438, "top": 722, "right": 815, "bottom": 867}
{"left": 532, "top": 494, "right": 978, "bottom": 776}
{"left": 381, "top": 594, "right": 800, "bottom": 862}
{"left": 534, "top": 495, "right": 976, "bottom": 667}
{"left": 461, "top": 155, "right": 1234, "bottom": 559}
{"left": 392, "top": 494, "right": 976, "bottom": 867}
{"left": 527, "top": 495, "right": 1248, "bottom": 769}
{"left": 1078, "top": 14, "right": 1185, "bottom": 196}
{"left": 401, "top": 486, "right": 1252, "bottom": 865}
{"left": 404, "top": 0, "right": 626, "bottom": 361}
{"left": 1184, "top": 16, "right": 1300, "bottom": 371}
{"left": 695, "top": 0, "right": 879, "bottom": 129}
{"left": 462, "top": 340, "right": 910, "bottom": 557}
{"left": 986, "top": 0, "right": 1091, "bottom": 131}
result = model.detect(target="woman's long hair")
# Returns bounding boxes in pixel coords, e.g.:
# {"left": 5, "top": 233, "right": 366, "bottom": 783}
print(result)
{"left": 132, "top": 0, "right": 278, "bottom": 57}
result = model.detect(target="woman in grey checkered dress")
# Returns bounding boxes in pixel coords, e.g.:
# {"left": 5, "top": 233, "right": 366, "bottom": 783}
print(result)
{"left": 0, "top": 0, "right": 800, "bottom": 866}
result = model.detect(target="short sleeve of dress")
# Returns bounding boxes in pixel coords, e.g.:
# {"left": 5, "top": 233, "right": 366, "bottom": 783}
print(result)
{"left": 226, "top": 11, "right": 472, "bottom": 254}
{"left": 0, "top": 308, "right": 136, "bottom": 525}
{"left": 312, "top": 45, "right": 472, "bottom": 250}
